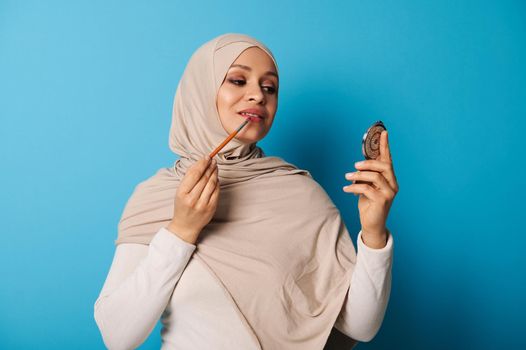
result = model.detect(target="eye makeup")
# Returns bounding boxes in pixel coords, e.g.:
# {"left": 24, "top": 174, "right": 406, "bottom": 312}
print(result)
{"left": 227, "top": 77, "right": 277, "bottom": 94}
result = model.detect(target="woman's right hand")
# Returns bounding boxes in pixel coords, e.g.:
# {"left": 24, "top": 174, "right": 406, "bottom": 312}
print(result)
{"left": 167, "top": 156, "right": 220, "bottom": 244}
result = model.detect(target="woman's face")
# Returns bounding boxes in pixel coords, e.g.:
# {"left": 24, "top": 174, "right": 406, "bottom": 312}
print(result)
{"left": 216, "top": 47, "right": 279, "bottom": 144}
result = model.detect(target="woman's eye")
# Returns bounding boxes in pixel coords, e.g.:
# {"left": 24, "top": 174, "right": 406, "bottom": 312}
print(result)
{"left": 228, "top": 79, "right": 276, "bottom": 94}
{"left": 229, "top": 79, "right": 245, "bottom": 85}
{"left": 263, "top": 86, "right": 276, "bottom": 94}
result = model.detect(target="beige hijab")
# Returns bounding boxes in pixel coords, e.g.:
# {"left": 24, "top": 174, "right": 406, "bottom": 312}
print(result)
{"left": 116, "top": 33, "right": 358, "bottom": 349}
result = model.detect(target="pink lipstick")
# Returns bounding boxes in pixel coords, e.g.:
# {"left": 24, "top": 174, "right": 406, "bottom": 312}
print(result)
{"left": 239, "top": 113, "right": 263, "bottom": 123}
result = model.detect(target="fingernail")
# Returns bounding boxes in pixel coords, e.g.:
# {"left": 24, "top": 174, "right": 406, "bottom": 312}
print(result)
{"left": 355, "top": 161, "right": 364, "bottom": 167}
{"left": 345, "top": 172, "right": 354, "bottom": 179}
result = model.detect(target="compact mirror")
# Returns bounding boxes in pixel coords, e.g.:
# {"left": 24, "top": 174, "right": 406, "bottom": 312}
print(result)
{"left": 354, "top": 120, "right": 387, "bottom": 186}
{"left": 361, "top": 120, "right": 386, "bottom": 160}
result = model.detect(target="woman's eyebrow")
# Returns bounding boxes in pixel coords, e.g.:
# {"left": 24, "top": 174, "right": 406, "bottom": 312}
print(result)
{"left": 229, "top": 64, "right": 278, "bottom": 79}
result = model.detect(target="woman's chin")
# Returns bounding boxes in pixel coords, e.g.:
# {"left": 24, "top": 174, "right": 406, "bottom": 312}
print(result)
{"left": 235, "top": 131, "right": 265, "bottom": 144}
{"left": 235, "top": 135, "right": 260, "bottom": 144}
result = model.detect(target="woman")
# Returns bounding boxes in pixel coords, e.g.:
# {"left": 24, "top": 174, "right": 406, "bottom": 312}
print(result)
{"left": 94, "top": 33, "right": 398, "bottom": 350}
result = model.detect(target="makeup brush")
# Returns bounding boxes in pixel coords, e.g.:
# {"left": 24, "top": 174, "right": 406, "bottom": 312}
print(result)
{"left": 209, "top": 117, "right": 252, "bottom": 159}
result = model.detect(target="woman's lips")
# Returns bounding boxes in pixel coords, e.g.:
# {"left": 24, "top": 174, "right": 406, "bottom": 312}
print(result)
{"left": 239, "top": 112, "right": 263, "bottom": 123}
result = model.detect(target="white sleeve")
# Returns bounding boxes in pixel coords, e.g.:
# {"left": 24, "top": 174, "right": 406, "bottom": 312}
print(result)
{"left": 334, "top": 228, "right": 394, "bottom": 342}
{"left": 93, "top": 227, "right": 196, "bottom": 350}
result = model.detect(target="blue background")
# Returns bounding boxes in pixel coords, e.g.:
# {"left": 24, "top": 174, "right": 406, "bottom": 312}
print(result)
{"left": 1, "top": 0, "right": 524, "bottom": 349}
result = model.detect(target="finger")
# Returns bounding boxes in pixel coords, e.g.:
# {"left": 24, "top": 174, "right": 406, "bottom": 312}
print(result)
{"left": 189, "top": 160, "right": 215, "bottom": 198}
{"left": 186, "top": 159, "right": 214, "bottom": 200}
{"left": 197, "top": 167, "right": 218, "bottom": 206}
{"left": 342, "top": 183, "right": 383, "bottom": 201}
{"left": 345, "top": 170, "right": 391, "bottom": 194}
{"left": 354, "top": 159, "right": 397, "bottom": 191}
{"left": 179, "top": 157, "right": 211, "bottom": 194}
{"left": 208, "top": 179, "right": 220, "bottom": 206}
{"left": 379, "top": 130, "right": 392, "bottom": 163}
{"left": 385, "top": 131, "right": 392, "bottom": 162}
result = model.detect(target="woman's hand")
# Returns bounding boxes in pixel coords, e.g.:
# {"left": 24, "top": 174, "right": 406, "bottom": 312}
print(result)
{"left": 167, "top": 156, "right": 220, "bottom": 244}
{"left": 343, "top": 131, "right": 399, "bottom": 248}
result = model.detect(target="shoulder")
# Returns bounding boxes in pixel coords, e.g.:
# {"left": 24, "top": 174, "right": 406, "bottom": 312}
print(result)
{"left": 258, "top": 164, "right": 338, "bottom": 215}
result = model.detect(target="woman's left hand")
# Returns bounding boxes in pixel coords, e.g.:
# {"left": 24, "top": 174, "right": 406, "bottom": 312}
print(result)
{"left": 343, "top": 130, "right": 399, "bottom": 247}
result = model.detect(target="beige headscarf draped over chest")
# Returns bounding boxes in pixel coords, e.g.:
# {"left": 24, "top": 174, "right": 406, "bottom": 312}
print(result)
{"left": 116, "top": 33, "right": 357, "bottom": 349}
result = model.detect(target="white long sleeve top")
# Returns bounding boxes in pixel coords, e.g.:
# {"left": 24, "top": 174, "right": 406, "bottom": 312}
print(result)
{"left": 94, "top": 227, "right": 393, "bottom": 350}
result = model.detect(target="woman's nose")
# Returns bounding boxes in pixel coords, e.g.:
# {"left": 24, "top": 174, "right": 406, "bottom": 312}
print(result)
{"left": 246, "top": 84, "right": 265, "bottom": 103}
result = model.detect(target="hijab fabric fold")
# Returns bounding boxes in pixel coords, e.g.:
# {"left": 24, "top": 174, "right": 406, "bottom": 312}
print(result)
{"left": 116, "top": 33, "right": 358, "bottom": 349}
